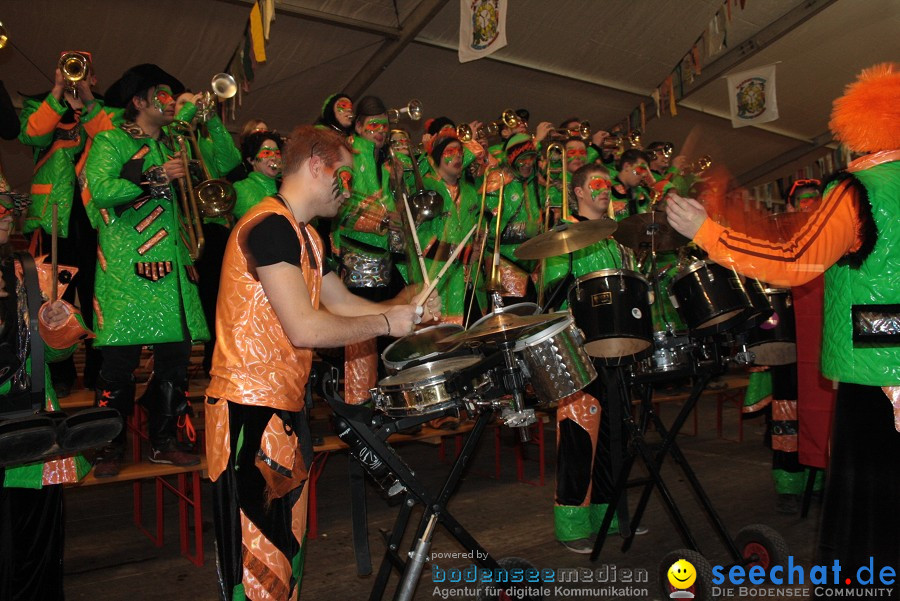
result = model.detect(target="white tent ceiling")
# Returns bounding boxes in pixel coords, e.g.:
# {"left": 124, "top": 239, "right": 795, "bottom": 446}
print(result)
{"left": 1, "top": 0, "right": 898, "bottom": 194}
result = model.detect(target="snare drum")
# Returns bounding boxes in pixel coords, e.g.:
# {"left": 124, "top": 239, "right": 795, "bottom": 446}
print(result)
{"left": 568, "top": 269, "right": 653, "bottom": 365}
{"left": 634, "top": 331, "right": 695, "bottom": 378}
{"left": 669, "top": 261, "right": 752, "bottom": 334}
{"left": 746, "top": 288, "right": 797, "bottom": 366}
{"left": 373, "top": 355, "right": 487, "bottom": 416}
{"left": 382, "top": 324, "right": 466, "bottom": 374}
{"left": 514, "top": 314, "right": 597, "bottom": 404}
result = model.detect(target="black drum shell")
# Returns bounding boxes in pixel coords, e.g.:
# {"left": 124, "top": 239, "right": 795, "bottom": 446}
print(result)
{"left": 668, "top": 261, "right": 752, "bottom": 335}
{"left": 568, "top": 269, "right": 653, "bottom": 366}
{"left": 747, "top": 288, "right": 797, "bottom": 366}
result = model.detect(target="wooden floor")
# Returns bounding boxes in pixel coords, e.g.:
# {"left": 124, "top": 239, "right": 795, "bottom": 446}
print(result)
{"left": 62, "top": 382, "right": 822, "bottom": 601}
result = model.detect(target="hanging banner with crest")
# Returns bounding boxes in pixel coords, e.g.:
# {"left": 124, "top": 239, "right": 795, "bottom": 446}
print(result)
{"left": 726, "top": 63, "right": 779, "bottom": 128}
{"left": 458, "top": 0, "right": 508, "bottom": 63}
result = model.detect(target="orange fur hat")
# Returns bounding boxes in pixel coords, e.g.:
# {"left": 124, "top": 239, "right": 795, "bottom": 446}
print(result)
{"left": 829, "top": 62, "right": 900, "bottom": 153}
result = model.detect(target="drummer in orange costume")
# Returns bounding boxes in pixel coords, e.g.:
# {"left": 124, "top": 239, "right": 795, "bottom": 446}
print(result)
{"left": 205, "top": 126, "right": 439, "bottom": 601}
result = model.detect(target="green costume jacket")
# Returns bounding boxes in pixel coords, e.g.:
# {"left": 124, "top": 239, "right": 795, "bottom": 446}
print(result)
{"left": 333, "top": 135, "right": 396, "bottom": 255}
{"left": 419, "top": 173, "right": 485, "bottom": 320}
{"left": 822, "top": 160, "right": 900, "bottom": 385}
{"left": 83, "top": 123, "right": 209, "bottom": 347}
{"left": 233, "top": 171, "right": 278, "bottom": 220}
{"left": 19, "top": 94, "right": 116, "bottom": 237}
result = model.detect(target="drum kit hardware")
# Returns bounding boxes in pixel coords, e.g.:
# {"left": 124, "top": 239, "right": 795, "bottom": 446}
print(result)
{"left": 326, "top": 201, "right": 795, "bottom": 598}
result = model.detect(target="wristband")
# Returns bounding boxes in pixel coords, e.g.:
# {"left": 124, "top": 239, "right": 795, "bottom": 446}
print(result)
{"left": 382, "top": 313, "right": 391, "bottom": 336}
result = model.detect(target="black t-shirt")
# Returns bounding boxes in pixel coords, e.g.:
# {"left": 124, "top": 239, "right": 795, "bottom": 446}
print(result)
{"left": 246, "top": 214, "right": 331, "bottom": 275}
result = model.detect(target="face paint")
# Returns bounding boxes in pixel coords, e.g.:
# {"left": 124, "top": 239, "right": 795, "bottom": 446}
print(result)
{"left": 514, "top": 154, "right": 536, "bottom": 170}
{"left": 587, "top": 175, "right": 612, "bottom": 198}
{"left": 391, "top": 134, "right": 410, "bottom": 154}
{"left": 442, "top": 145, "right": 462, "bottom": 165}
{"left": 152, "top": 87, "right": 174, "bottom": 113}
{"left": 364, "top": 117, "right": 388, "bottom": 135}
{"left": 795, "top": 191, "right": 820, "bottom": 212}
{"left": 256, "top": 146, "right": 281, "bottom": 161}
{"left": 335, "top": 98, "right": 353, "bottom": 115}
{"left": 333, "top": 165, "right": 353, "bottom": 200}
{"left": 566, "top": 146, "right": 587, "bottom": 164}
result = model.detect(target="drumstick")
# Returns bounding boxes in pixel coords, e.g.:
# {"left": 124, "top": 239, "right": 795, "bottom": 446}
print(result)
{"left": 414, "top": 224, "right": 477, "bottom": 306}
{"left": 401, "top": 195, "right": 430, "bottom": 286}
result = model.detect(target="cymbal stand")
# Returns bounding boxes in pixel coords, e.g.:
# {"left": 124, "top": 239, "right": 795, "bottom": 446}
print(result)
{"left": 589, "top": 349, "right": 745, "bottom": 564}
{"left": 538, "top": 252, "right": 573, "bottom": 314}
{"left": 321, "top": 370, "right": 504, "bottom": 601}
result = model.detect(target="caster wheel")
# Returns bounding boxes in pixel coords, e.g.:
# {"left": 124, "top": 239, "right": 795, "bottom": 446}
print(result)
{"left": 735, "top": 524, "right": 790, "bottom": 569}
{"left": 474, "top": 557, "right": 543, "bottom": 601}
{"left": 658, "top": 548, "right": 716, "bottom": 600}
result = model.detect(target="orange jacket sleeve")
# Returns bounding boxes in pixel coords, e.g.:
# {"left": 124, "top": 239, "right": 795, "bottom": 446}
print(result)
{"left": 693, "top": 178, "right": 863, "bottom": 288}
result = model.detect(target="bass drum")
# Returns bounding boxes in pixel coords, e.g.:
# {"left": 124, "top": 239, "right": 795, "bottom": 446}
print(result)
{"left": 746, "top": 288, "right": 797, "bottom": 366}
{"left": 568, "top": 269, "right": 653, "bottom": 365}
{"left": 669, "top": 260, "right": 752, "bottom": 335}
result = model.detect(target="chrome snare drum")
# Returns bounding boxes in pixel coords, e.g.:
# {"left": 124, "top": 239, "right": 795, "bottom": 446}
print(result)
{"left": 669, "top": 260, "right": 752, "bottom": 334}
{"left": 568, "top": 269, "right": 653, "bottom": 365}
{"left": 373, "top": 355, "right": 488, "bottom": 416}
{"left": 515, "top": 314, "right": 597, "bottom": 404}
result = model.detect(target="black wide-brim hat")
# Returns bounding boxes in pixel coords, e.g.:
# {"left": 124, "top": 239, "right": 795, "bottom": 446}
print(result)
{"left": 104, "top": 63, "right": 184, "bottom": 109}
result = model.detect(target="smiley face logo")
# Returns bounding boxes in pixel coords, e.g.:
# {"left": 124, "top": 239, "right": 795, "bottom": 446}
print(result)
{"left": 667, "top": 559, "right": 697, "bottom": 590}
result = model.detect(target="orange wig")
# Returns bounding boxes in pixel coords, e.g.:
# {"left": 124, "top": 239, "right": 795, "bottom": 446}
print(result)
{"left": 829, "top": 62, "right": 900, "bottom": 153}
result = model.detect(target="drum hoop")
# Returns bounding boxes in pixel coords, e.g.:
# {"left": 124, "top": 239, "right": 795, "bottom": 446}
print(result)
{"left": 671, "top": 259, "right": 717, "bottom": 283}
{"left": 378, "top": 355, "right": 482, "bottom": 388}
{"left": 574, "top": 268, "right": 649, "bottom": 287}
{"left": 515, "top": 314, "right": 573, "bottom": 348}
{"left": 382, "top": 323, "right": 464, "bottom": 368}
{"left": 763, "top": 288, "right": 791, "bottom": 295}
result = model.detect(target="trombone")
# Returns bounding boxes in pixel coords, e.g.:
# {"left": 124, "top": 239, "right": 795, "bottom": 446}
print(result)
{"left": 388, "top": 99, "right": 423, "bottom": 123}
{"left": 456, "top": 122, "right": 499, "bottom": 143}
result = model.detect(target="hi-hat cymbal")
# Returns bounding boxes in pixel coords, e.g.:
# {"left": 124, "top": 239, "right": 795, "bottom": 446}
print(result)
{"left": 514, "top": 219, "right": 618, "bottom": 260}
{"left": 439, "top": 312, "right": 566, "bottom": 346}
{"left": 613, "top": 211, "right": 688, "bottom": 252}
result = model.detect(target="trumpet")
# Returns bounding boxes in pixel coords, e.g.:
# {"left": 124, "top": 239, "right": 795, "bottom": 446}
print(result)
{"left": 388, "top": 99, "right": 423, "bottom": 123}
{"left": 59, "top": 51, "right": 90, "bottom": 92}
{"left": 0, "top": 21, "right": 9, "bottom": 50}
{"left": 647, "top": 142, "right": 674, "bottom": 161}
{"left": 682, "top": 154, "right": 712, "bottom": 175}
{"left": 500, "top": 109, "right": 523, "bottom": 130}
{"left": 547, "top": 121, "right": 591, "bottom": 141}
{"left": 456, "top": 122, "right": 500, "bottom": 143}
{"left": 195, "top": 73, "right": 238, "bottom": 122}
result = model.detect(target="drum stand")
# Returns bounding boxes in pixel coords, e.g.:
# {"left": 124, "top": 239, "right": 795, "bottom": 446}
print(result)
{"left": 588, "top": 350, "right": 747, "bottom": 566}
{"left": 321, "top": 361, "right": 531, "bottom": 601}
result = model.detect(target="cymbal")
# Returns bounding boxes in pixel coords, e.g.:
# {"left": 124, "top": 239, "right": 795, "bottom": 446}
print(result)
{"left": 439, "top": 312, "right": 566, "bottom": 346}
{"left": 613, "top": 211, "right": 688, "bottom": 252}
{"left": 514, "top": 218, "right": 618, "bottom": 260}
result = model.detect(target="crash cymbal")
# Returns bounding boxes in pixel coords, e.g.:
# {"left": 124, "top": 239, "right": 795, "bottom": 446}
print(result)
{"left": 439, "top": 312, "right": 566, "bottom": 346}
{"left": 514, "top": 219, "right": 618, "bottom": 260}
{"left": 613, "top": 211, "right": 688, "bottom": 252}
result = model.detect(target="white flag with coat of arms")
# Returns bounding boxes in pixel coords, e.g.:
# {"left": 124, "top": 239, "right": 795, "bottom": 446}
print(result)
{"left": 726, "top": 64, "right": 779, "bottom": 128}
{"left": 458, "top": 0, "right": 508, "bottom": 63}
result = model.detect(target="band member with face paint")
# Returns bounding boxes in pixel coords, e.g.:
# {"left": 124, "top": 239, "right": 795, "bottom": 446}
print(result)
{"left": 331, "top": 95, "right": 404, "bottom": 405}
{"left": 18, "top": 53, "right": 115, "bottom": 396}
{"left": 206, "top": 125, "right": 438, "bottom": 601}
{"left": 233, "top": 131, "right": 285, "bottom": 219}
{"left": 610, "top": 149, "right": 653, "bottom": 221}
{"left": 419, "top": 132, "right": 485, "bottom": 324}
{"left": 480, "top": 133, "right": 542, "bottom": 302}
{"left": 541, "top": 163, "right": 643, "bottom": 553}
{"left": 316, "top": 92, "right": 354, "bottom": 137}
{"left": 84, "top": 64, "right": 206, "bottom": 476}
